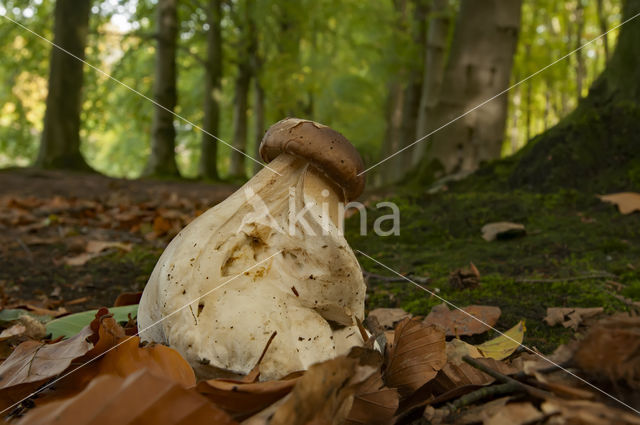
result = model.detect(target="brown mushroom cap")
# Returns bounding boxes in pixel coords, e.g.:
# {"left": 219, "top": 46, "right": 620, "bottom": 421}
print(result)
{"left": 259, "top": 118, "right": 365, "bottom": 201}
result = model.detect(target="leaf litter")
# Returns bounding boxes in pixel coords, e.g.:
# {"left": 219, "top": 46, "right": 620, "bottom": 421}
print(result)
{"left": 0, "top": 298, "right": 638, "bottom": 424}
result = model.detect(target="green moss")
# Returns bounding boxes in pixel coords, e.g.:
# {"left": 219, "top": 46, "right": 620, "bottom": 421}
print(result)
{"left": 348, "top": 188, "right": 640, "bottom": 353}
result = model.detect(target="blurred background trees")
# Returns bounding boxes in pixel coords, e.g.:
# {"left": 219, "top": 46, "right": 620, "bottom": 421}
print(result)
{"left": 0, "top": 0, "right": 627, "bottom": 186}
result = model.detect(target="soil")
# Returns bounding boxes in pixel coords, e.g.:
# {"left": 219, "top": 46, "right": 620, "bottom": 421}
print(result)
{"left": 0, "top": 167, "right": 237, "bottom": 313}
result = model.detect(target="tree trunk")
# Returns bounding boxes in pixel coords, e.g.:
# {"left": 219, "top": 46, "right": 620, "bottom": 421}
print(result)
{"left": 199, "top": 0, "right": 222, "bottom": 181}
{"left": 510, "top": 0, "right": 640, "bottom": 192}
{"left": 37, "top": 0, "right": 92, "bottom": 170}
{"left": 377, "top": 0, "right": 429, "bottom": 185}
{"left": 144, "top": 0, "right": 179, "bottom": 177}
{"left": 574, "top": 0, "right": 585, "bottom": 99}
{"left": 229, "top": 4, "right": 254, "bottom": 180}
{"left": 253, "top": 78, "right": 265, "bottom": 176}
{"left": 417, "top": 0, "right": 522, "bottom": 180}
{"left": 415, "top": 0, "right": 451, "bottom": 154}
{"left": 596, "top": 0, "right": 609, "bottom": 61}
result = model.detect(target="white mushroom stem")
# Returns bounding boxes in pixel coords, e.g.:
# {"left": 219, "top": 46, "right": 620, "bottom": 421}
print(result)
{"left": 137, "top": 154, "right": 366, "bottom": 380}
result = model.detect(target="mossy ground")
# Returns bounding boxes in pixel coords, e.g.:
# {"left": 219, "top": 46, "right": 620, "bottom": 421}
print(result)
{"left": 346, "top": 188, "right": 640, "bottom": 353}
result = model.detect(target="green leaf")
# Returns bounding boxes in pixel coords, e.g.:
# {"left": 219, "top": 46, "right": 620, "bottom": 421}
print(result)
{"left": 46, "top": 305, "right": 139, "bottom": 340}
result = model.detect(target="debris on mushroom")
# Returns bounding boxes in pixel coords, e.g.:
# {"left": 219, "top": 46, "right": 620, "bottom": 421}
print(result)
{"left": 137, "top": 118, "right": 367, "bottom": 380}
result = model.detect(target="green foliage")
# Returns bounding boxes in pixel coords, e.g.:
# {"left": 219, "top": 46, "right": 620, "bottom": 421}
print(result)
{"left": 46, "top": 304, "right": 139, "bottom": 339}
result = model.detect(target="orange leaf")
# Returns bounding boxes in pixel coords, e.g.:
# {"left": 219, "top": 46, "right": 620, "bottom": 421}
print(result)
{"left": 17, "top": 369, "right": 236, "bottom": 425}
{"left": 197, "top": 376, "right": 299, "bottom": 420}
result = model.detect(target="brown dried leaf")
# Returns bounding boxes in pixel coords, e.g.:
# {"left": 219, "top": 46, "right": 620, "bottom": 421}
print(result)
{"left": 424, "top": 304, "right": 501, "bottom": 337}
{"left": 367, "top": 308, "right": 412, "bottom": 330}
{"left": 268, "top": 356, "right": 376, "bottom": 425}
{"left": 384, "top": 318, "right": 446, "bottom": 397}
{"left": 599, "top": 192, "right": 640, "bottom": 215}
{"left": 17, "top": 369, "right": 236, "bottom": 425}
{"left": 481, "top": 222, "right": 526, "bottom": 241}
{"left": 113, "top": 292, "right": 143, "bottom": 307}
{"left": 197, "top": 377, "right": 299, "bottom": 420}
{"left": 544, "top": 307, "right": 604, "bottom": 330}
{"left": 572, "top": 315, "right": 640, "bottom": 388}
{"left": 0, "top": 327, "right": 93, "bottom": 410}
{"left": 541, "top": 399, "right": 640, "bottom": 425}
{"left": 345, "top": 371, "right": 399, "bottom": 425}
{"left": 484, "top": 402, "right": 543, "bottom": 425}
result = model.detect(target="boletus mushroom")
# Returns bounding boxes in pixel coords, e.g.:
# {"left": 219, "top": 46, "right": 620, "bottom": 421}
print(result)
{"left": 138, "top": 118, "right": 367, "bottom": 380}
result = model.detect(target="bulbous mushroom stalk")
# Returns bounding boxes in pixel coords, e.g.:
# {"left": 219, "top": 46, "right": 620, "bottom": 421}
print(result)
{"left": 137, "top": 118, "right": 367, "bottom": 380}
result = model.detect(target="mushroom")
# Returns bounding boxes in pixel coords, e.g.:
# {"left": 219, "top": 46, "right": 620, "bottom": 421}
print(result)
{"left": 137, "top": 118, "right": 367, "bottom": 380}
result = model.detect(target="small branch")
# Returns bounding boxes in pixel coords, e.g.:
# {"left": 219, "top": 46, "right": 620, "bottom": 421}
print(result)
{"left": 515, "top": 272, "right": 616, "bottom": 283}
{"left": 447, "top": 383, "right": 519, "bottom": 411}
{"left": 462, "top": 356, "right": 552, "bottom": 400}
{"left": 362, "top": 270, "right": 430, "bottom": 285}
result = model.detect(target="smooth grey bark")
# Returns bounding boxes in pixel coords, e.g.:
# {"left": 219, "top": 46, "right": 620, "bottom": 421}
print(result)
{"left": 229, "top": 5, "right": 254, "bottom": 180}
{"left": 199, "top": 0, "right": 222, "bottom": 180}
{"left": 378, "top": 0, "right": 429, "bottom": 185}
{"left": 415, "top": 0, "right": 451, "bottom": 160}
{"left": 418, "top": 0, "right": 522, "bottom": 178}
{"left": 37, "top": 0, "right": 92, "bottom": 170}
{"left": 144, "top": 0, "right": 180, "bottom": 177}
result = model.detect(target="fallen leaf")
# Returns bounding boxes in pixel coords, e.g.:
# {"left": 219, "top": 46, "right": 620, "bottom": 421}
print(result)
{"left": 544, "top": 307, "right": 604, "bottom": 330}
{"left": 572, "top": 315, "right": 640, "bottom": 388}
{"left": 446, "top": 338, "right": 482, "bottom": 364}
{"left": 424, "top": 304, "right": 501, "bottom": 336}
{"left": 85, "top": 240, "right": 132, "bottom": 254}
{"left": 46, "top": 305, "right": 138, "bottom": 339}
{"left": 475, "top": 321, "right": 525, "bottom": 360}
{"left": 428, "top": 358, "right": 517, "bottom": 395}
{"left": 0, "top": 316, "right": 46, "bottom": 341}
{"left": 384, "top": 318, "right": 447, "bottom": 397}
{"left": 268, "top": 355, "right": 376, "bottom": 425}
{"left": 367, "top": 308, "right": 412, "bottom": 330}
{"left": 485, "top": 402, "right": 543, "bottom": 425}
{"left": 598, "top": 192, "right": 640, "bottom": 215}
{"left": 345, "top": 371, "right": 399, "bottom": 425}
{"left": 541, "top": 399, "right": 640, "bottom": 425}
{"left": 481, "top": 222, "right": 526, "bottom": 241}
{"left": 62, "top": 240, "right": 132, "bottom": 267}
{"left": 0, "top": 327, "right": 93, "bottom": 410}
{"left": 452, "top": 396, "right": 512, "bottom": 425}
{"left": 197, "top": 375, "right": 300, "bottom": 419}
{"left": 449, "top": 264, "right": 481, "bottom": 290}
{"left": 17, "top": 369, "right": 236, "bottom": 425}
{"left": 113, "top": 292, "right": 143, "bottom": 307}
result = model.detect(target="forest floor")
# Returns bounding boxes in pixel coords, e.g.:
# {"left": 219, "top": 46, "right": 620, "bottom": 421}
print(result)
{"left": 2, "top": 166, "right": 639, "bottom": 355}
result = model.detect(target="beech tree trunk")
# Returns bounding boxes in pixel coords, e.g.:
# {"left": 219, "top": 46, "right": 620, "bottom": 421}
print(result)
{"left": 144, "top": 0, "right": 179, "bottom": 177}
{"left": 199, "top": 0, "right": 222, "bottom": 181}
{"left": 417, "top": 0, "right": 522, "bottom": 180}
{"left": 378, "top": 0, "right": 429, "bottom": 185}
{"left": 37, "top": 0, "right": 92, "bottom": 170}
{"left": 415, "top": 0, "right": 451, "bottom": 158}
{"left": 229, "top": 5, "right": 254, "bottom": 180}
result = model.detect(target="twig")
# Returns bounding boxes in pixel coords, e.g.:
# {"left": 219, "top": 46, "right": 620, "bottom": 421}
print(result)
{"left": 446, "top": 383, "right": 519, "bottom": 411}
{"left": 362, "top": 270, "right": 430, "bottom": 285}
{"left": 515, "top": 272, "right": 616, "bottom": 283}
{"left": 462, "top": 355, "right": 552, "bottom": 399}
